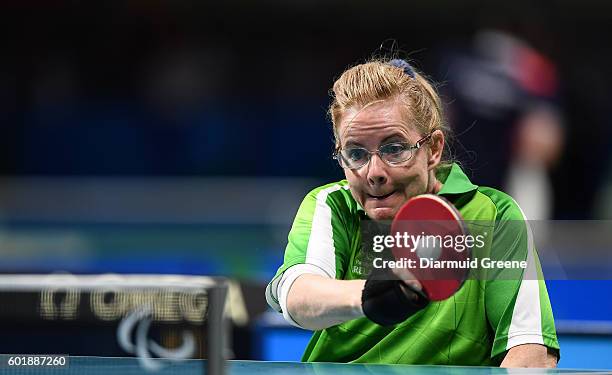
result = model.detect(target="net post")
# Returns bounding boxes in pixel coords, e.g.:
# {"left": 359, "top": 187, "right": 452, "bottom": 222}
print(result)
{"left": 206, "top": 278, "right": 228, "bottom": 375}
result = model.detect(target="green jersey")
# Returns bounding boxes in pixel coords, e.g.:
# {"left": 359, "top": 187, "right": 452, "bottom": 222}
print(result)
{"left": 265, "top": 163, "right": 559, "bottom": 365}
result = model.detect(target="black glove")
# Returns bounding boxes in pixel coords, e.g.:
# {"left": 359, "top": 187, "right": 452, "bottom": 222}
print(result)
{"left": 361, "top": 267, "right": 429, "bottom": 326}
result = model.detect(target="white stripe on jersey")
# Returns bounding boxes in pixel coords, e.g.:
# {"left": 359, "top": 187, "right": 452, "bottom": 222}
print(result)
{"left": 506, "top": 203, "right": 544, "bottom": 349}
{"left": 305, "top": 184, "right": 346, "bottom": 278}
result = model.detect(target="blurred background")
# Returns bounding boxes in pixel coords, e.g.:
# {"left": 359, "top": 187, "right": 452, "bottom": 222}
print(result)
{"left": 1, "top": 0, "right": 611, "bottom": 369}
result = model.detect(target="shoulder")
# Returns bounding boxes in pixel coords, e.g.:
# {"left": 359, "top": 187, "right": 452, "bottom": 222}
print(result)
{"left": 302, "top": 180, "right": 359, "bottom": 213}
{"left": 306, "top": 180, "right": 351, "bottom": 199}
{"left": 476, "top": 186, "right": 526, "bottom": 221}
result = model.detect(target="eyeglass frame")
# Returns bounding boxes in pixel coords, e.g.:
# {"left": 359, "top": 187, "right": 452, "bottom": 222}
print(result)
{"left": 333, "top": 132, "right": 433, "bottom": 169}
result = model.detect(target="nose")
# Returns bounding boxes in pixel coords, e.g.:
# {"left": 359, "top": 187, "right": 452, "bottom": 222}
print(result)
{"left": 366, "top": 154, "right": 389, "bottom": 186}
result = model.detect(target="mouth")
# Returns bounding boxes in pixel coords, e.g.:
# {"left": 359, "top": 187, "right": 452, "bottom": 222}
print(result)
{"left": 367, "top": 191, "right": 396, "bottom": 200}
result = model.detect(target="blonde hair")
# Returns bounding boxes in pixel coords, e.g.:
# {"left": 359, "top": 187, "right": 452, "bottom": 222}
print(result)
{"left": 329, "top": 59, "right": 450, "bottom": 161}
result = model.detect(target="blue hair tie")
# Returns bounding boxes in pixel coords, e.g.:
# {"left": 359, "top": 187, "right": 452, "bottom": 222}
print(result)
{"left": 388, "top": 59, "right": 415, "bottom": 78}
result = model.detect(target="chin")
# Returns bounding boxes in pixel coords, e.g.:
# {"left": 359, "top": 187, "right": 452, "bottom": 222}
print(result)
{"left": 366, "top": 207, "right": 397, "bottom": 221}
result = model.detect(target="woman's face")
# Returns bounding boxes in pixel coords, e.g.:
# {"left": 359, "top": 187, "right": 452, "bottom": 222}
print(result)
{"left": 337, "top": 100, "right": 440, "bottom": 221}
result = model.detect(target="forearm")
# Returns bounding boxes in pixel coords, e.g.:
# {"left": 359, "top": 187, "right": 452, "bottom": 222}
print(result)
{"left": 500, "top": 344, "right": 558, "bottom": 368}
{"left": 286, "top": 274, "right": 365, "bottom": 330}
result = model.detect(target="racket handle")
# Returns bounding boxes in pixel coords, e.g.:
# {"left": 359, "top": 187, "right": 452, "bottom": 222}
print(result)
{"left": 361, "top": 267, "right": 429, "bottom": 326}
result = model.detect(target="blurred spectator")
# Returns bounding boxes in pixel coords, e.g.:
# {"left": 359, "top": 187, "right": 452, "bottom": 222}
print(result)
{"left": 438, "top": 29, "right": 564, "bottom": 220}
{"left": 506, "top": 105, "right": 564, "bottom": 220}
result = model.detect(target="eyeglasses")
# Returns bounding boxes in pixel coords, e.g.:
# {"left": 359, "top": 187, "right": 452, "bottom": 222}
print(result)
{"left": 333, "top": 133, "right": 432, "bottom": 170}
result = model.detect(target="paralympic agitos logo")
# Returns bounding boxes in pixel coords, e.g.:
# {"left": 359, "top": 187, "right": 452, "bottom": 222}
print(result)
{"left": 117, "top": 305, "right": 196, "bottom": 371}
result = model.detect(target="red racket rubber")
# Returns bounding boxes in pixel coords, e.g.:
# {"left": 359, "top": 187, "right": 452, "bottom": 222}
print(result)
{"left": 390, "top": 194, "right": 470, "bottom": 301}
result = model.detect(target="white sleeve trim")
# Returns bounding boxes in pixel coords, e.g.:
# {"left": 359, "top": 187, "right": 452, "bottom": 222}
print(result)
{"left": 506, "top": 203, "right": 544, "bottom": 350}
{"left": 506, "top": 332, "right": 545, "bottom": 349}
{"left": 278, "top": 263, "right": 330, "bottom": 329}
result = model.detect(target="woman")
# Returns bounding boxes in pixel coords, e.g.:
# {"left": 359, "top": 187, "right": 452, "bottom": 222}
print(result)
{"left": 265, "top": 58, "right": 559, "bottom": 367}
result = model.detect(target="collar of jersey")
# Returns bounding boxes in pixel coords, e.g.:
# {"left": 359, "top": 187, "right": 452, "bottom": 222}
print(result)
{"left": 355, "top": 163, "right": 477, "bottom": 213}
{"left": 436, "top": 163, "right": 478, "bottom": 195}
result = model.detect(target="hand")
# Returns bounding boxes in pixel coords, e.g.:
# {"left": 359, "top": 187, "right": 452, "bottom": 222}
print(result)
{"left": 361, "top": 267, "right": 429, "bottom": 326}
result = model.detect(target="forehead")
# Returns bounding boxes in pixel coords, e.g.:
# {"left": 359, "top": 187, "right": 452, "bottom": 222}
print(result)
{"left": 338, "top": 100, "right": 418, "bottom": 143}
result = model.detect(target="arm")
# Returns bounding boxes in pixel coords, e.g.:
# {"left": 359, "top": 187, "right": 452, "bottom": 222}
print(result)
{"left": 286, "top": 274, "right": 365, "bottom": 330}
{"left": 286, "top": 269, "right": 426, "bottom": 330}
{"left": 500, "top": 344, "right": 558, "bottom": 368}
{"left": 481, "top": 191, "right": 561, "bottom": 366}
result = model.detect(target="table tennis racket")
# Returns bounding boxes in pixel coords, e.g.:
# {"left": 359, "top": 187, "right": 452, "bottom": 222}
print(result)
{"left": 390, "top": 194, "right": 470, "bottom": 301}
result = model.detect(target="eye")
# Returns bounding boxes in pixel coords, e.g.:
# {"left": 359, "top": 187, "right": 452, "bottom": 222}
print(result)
{"left": 380, "top": 143, "right": 408, "bottom": 155}
{"left": 380, "top": 143, "right": 412, "bottom": 163}
{"left": 344, "top": 148, "right": 368, "bottom": 161}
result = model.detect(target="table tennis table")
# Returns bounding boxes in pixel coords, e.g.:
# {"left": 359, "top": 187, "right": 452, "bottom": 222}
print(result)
{"left": 0, "top": 357, "right": 608, "bottom": 375}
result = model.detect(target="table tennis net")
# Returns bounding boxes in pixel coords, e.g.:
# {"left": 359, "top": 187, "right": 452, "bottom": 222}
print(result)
{"left": 0, "top": 274, "right": 228, "bottom": 374}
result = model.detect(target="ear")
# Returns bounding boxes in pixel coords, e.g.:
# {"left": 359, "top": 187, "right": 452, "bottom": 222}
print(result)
{"left": 427, "top": 130, "right": 445, "bottom": 170}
